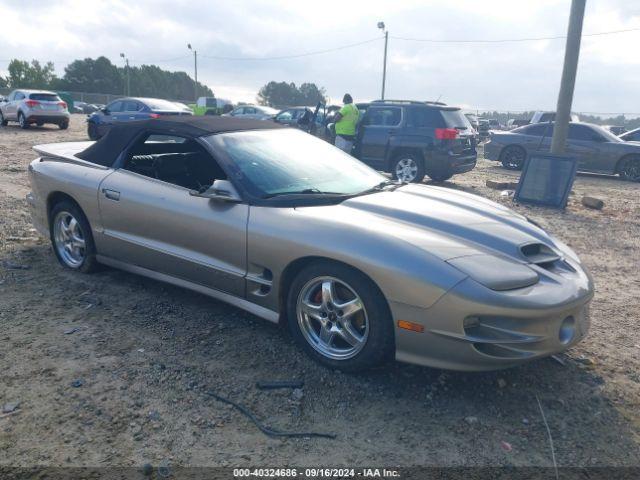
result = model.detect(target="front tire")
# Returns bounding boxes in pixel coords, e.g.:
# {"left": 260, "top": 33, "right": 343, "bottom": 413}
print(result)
{"left": 50, "top": 201, "right": 99, "bottom": 273}
{"left": 0, "top": 111, "right": 8, "bottom": 126}
{"left": 619, "top": 155, "right": 640, "bottom": 182}
{"left": 500, "top": 145, "right": 526, "bottom": 170}
{"left": 87, "top": 123, "right": 100, "bottom": 140}
{"left": 287, "top": 262, "right": 394, "bottom": 372}
{"left": 392, "top": 153, "right": 425, "bottom": 183}
{"left": 18, "top": 112, "right": 29, "bottom": 129}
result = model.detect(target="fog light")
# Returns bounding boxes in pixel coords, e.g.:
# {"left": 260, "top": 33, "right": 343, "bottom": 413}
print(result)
{"left": 559, "top": 316, "right": 576, "bottom": 345}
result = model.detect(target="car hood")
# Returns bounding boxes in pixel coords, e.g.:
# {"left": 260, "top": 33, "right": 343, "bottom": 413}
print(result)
{"left": 297, "top": 184, "right": 561, "bottom": 263}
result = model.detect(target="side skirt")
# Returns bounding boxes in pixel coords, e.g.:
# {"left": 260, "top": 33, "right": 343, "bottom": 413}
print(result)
{"left": 96, "top": 255, "right": 280, "bottom": 323}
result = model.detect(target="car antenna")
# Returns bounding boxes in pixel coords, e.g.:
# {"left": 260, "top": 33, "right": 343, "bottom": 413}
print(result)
{"left": 434, "top": 94, "right": 443, "bottom": 103}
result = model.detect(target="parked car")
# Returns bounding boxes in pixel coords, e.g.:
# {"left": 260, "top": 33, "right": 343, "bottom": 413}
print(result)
{"left": 191, "top": 97, "right": 233, "bottom": 116}
{"left": 273, "top": 105, "right": 330, "bottom": 140}
{"left": 0, "top": 89, "right": 70, "bottom": 129}
{"left": 223, "top": 104, "right": 278, "bottom": 120}
{"left": 464, "top": 113, "right": 479, "bottom": 130}
{"left": 86, "top": 97, "right": 192, "bottom": 140}
{"left": 487, "top": 118, "right": 503, "bottom": 130}
{"left": 477, "top": 119, "right": 490, "bottom": 139}
{"left": 74, "top": 101, "right": 99, "bottom": 114}
{"left": 485, "top": 122, "right": 640, "bottom": 181}
{"left": 603, "top": 125, "right": 626, "bottom": 136}
{"left": 530, "top": 111, "right": 580, "bottom": 123}
{"left": 351, "top": 100, "right": 477, "bottom": 183}
{"left": 27, "top": 116, "right": 592, "bottom": 371}
{"left": 619, "top": 127, "right": 640, "bottom": 142}
{"left": 507, "top": 118, "right": 529, "bottom": 130}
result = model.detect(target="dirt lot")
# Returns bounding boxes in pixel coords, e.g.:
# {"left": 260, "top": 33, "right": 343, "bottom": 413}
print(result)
{"left": 1, "top": 117, "right": 639, "bottom": 469}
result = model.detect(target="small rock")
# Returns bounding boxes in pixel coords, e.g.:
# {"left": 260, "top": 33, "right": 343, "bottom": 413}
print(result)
{"left": 64, "top": 327, "right": 80, "bottom": 335}
{"left": 71, "top": 379, "right": 84, "bottom": 388}
{"left": 2, "top": 261, "right": 30, "bottom": 270}
{"left": 464, "top": 416, "right": 478, "bottom": 425}
{"left": 291, "top": 388, "right": 304, "bottom": 401}
{"left": 581, "top": 196, "right": 604, "bottom": 210}
{"left": 2, "top": 402, "right": 20, "bottom": 414}
{"left": 522, "top": 418, "right": 530, "bottom": 425}
{"left": 148, "top": 410, "right": 161, "bottom": 421}
{"left": 141, "top": 463, "right": 153, "bottom": 476}
{"left": 501, "top": 441, "right": 513, "bottom": 452}
{"left": 497, "top": 378, "right": 507, "bottom": 388}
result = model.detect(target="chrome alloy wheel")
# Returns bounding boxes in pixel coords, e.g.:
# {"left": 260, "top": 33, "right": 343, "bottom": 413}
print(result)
{"left": 53, "top": 211, "right": 86, "bottom": 268}
{"left": 296, "top": 276, "right": 369, "bottom": 360}
{"left": 395, "top": 158, "right": 418, "bottom": 182}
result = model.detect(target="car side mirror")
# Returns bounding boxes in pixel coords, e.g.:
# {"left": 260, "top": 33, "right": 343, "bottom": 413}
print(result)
{"left": 189, "top": 179, "right": 242, "bottom": 203}
{"left": 101, "top": 107, "right": 110, "bottom": 115}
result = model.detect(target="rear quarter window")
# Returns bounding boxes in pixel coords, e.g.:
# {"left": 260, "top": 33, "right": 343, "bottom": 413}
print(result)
{"left": 408, "top": 108, "right": 445, "bottom": 128}
{"left": 367, "top": 107, "right": 402, "bottom": 126}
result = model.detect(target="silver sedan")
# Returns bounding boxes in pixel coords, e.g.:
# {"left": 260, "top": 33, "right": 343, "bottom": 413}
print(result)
{"left": 27, "top": 116, "right": 593, "bottom": 371}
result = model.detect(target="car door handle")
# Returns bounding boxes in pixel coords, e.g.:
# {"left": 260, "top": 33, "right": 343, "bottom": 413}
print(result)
{"left": 102, "top": 188, "right": 120, "bottom": 201}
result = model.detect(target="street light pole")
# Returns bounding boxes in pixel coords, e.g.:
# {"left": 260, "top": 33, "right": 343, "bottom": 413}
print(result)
{"left": 378, "top": 22, "right": 388, "bottom": 100}
{"left": 551, "top": 0, "right": 586, "bottom": 154}
{"left": 119, "top": 53, "right": 130, "bottom": 96}
{"left": 188, "top": 44, "right": 198, "bottom": 102}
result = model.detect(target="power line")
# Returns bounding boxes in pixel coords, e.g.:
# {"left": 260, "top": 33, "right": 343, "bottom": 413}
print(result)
{"left": 199, "top": 37, "right": 382, "bottom": 61}
{"left": 391, "top": 27, "right": 640, "bottom": 44}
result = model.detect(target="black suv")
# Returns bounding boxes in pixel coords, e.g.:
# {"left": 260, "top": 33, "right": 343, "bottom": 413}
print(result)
{"left": 352, "top": 100, "right": 477, "bottom": 182}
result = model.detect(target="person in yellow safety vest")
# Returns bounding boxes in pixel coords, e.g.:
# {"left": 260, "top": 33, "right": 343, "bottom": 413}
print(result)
{"left": 333, "top": 93, "right": 359, "bottom": 153}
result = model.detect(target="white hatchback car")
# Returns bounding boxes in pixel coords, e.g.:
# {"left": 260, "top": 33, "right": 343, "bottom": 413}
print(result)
{"left": 0, "top": 89, "right": 70, "bottom": 129}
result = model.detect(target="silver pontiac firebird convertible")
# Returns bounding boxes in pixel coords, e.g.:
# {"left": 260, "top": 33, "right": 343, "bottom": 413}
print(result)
{"left": 27, "top": 117, "right": 593, "bottom": 372}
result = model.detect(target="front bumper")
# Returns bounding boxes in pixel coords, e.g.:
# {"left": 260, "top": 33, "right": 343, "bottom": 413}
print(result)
{"left": 26, "top": 191, "right": 48, "bottom": 237}
{"left": 483, "top": 141, "right": 502, "bottom": 161}
{"left": 391, "top": 258, "right": 593, "bottom": 371}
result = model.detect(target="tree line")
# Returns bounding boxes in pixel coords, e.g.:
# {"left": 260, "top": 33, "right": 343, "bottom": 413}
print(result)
{"left": 0, "top": 57, "right": 213, "bottom": 101}
{"left": 0, "top": 58, "right": 329, "bottom": 108}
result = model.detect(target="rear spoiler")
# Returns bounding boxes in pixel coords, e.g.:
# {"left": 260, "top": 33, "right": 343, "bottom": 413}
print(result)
{"left": 32, "top": 141, "right": 109, "bottom": 170}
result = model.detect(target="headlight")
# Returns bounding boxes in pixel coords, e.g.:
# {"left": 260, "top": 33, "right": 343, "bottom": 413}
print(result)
{"left": 447, "top": 255, "right": 539, "bottom": 291}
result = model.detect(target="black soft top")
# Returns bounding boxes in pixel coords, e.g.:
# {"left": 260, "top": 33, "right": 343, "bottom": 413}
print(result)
{"left": 76, "top": 116, "right": 284, "bottom": 167}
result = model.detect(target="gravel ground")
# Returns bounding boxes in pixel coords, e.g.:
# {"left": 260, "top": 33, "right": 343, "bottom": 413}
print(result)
{"left": 0, "top": 117, "right": 639, "bottom": 468}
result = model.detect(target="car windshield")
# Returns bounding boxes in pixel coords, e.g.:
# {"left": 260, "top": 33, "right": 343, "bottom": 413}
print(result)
{"left": 205, "top": 129, "right": 386, "bottom": 198}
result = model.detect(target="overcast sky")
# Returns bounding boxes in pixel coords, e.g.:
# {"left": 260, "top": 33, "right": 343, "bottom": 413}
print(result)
{"left": 1, "top": 0, "right": 639, "bottom": 114}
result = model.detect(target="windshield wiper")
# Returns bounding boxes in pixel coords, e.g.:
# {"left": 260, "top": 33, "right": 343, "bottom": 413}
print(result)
{"left": 355, "top": 180, "right": 403, "bottom": 196}
{"left": 262, "top": 188, "right": 345, "bottom": 199}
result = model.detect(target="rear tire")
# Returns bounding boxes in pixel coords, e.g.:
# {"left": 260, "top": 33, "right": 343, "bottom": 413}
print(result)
{"left": 500, "top": 145, "right": 526, "bottom": 170}
{"left": 619, "top": 155, "right": 640, "bottom": 182}
{"left": 49, "top": 201, "right": 99, "bottom": 273}
{"left": 427, "top": 172, "right": 453, "bottom": 182}
{"left": 18, "top": 112, "right": 29, "bottom": 129}
{"left": 59, "top": 120, "right": 69, "bottom": 130}
{"left": 287, "top": 262, "right": 394, "bottom": 372}
{"left": 36, "top": 122, "right": 44, "bottom": 127}
{"left": 391, "top": 153, "right": 425, "bottom": 183}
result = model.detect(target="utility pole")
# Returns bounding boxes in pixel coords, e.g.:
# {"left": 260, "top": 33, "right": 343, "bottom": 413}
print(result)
{"left": 378, "top": 22, "right": 388, "bottom": 100}
{"left": 120, "top": 53, "right": 130, "bottom": 96}
{"left": 551, "top": 0, "right": 586, "bottom": 154}
{"left": 188, "top": 44, "right": 198, "bottom": 102}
